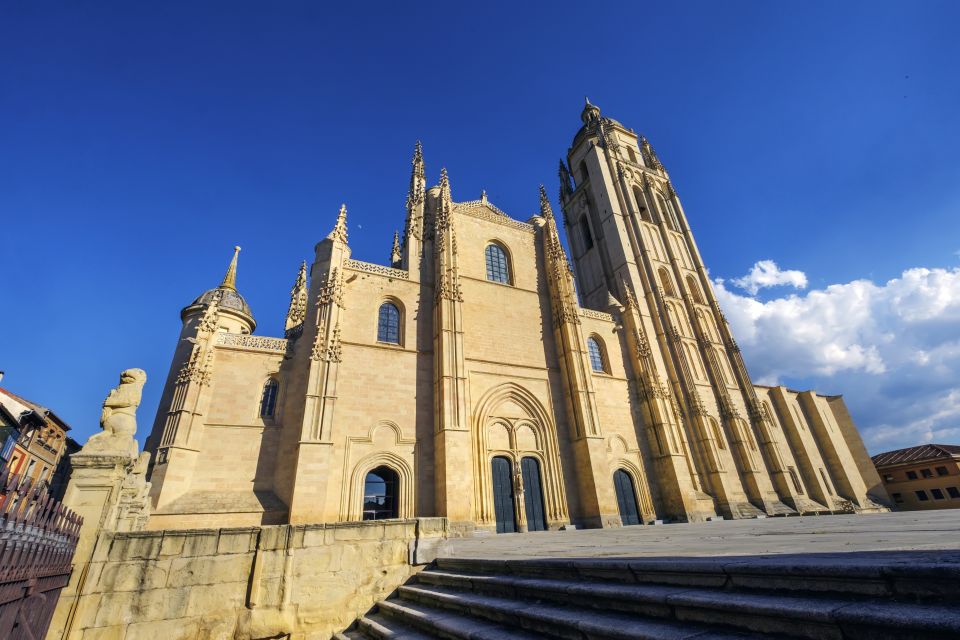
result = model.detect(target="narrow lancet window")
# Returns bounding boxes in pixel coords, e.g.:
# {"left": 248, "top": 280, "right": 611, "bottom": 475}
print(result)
{"left": 260, "top": 379, "right": 279, "bottom": 418}
{"left": 377, "top": 302, "right": 401, "bottom": 344}
{"left": 588, "top": 337, "right": 606, "bottom": 373}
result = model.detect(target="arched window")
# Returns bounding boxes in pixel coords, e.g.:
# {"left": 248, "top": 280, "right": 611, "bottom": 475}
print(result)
{"left": 632, "top": 186, "right": 651, "bottom": 222}
{"left": 485, "top": 243, "right": 510, "bottom": 284}
{"left": 578, "top": 160, "right": 589, "bottom": 185}
{"left": 686, "top": 276, "right": 704, "bottom": 304}
{"left": 259, "top": 379, "right": 279, "bottom": 418}
{"left": 587, "top": 337, "right": 607, "bottom": 373}
{"left": 658, "top": 268, "right": 675, "bottom": 297}
{"left": 377, "top": 302, "right": 401, "bottom": 344}
{"left": 627, "top": 147, "right": 637, "bottom": 163}
{"left": 363, "top": 466, "right": 399, "bottom": 520}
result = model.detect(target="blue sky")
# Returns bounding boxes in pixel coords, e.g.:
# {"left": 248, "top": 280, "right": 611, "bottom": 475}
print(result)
{"left": 2, "top": 1, "right": 958, "bottom": 453}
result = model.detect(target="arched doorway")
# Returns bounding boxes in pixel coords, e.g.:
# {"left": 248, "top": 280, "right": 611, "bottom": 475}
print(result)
{"left": 521, "top": 457, "right": 547, "bottom": 531}
{"left": 614, "top": 469, "right": 641, "bottom": 526}
{"left": 362, "top": 466, "right": 399, "bottom": 520}
{"left": 491, "top": 456, "right": 516, "bottom": 533}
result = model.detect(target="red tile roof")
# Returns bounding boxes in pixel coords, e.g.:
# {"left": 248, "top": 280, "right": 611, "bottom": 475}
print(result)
{"left": 872, "top": 444, "right": 960, "bottom": 467}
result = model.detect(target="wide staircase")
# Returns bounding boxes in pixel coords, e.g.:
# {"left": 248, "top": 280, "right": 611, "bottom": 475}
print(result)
{"left": 336, "top": 551, "right": 960, "bottom": 639}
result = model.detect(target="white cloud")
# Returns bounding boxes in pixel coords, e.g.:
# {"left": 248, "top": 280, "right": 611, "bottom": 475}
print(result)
{"left": 714, "top": 265, "right": 960, "bottom": 453}
{"left": 729, "top": 259, "right": 808, "bottom": 295}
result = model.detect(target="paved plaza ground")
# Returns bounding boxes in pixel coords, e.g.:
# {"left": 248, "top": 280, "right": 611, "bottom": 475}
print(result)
{"left": 439, "top": 510, "right": 960, "bottom": 559}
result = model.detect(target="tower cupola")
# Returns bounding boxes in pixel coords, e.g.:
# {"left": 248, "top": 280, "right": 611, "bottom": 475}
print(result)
{"left": 181, "top": 246, "right": 256, "bottom": 333}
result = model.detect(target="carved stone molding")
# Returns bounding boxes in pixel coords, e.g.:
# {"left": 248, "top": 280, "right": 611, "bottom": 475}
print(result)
{"left": 343, "top": 259, "right": 409, "bottom": 280}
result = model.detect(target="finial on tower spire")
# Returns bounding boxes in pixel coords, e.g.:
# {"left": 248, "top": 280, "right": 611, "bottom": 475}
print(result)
{"left": 327, "top": 204, "right": 349, "bottom": 244}
{"left": 581, "top": 97, "right": 601, "bottom": 125}
{"left": 220, "top": 246, "right": 241, "bottom": 291}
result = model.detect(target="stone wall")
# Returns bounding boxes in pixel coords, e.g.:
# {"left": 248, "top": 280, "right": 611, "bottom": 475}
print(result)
{"left": 50, "top": 517, "right": 447, "bottom": 640}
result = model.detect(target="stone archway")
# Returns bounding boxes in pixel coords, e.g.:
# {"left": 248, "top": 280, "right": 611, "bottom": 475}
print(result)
{"left": 472, "top": 382, "right": 569, "bottom": 529}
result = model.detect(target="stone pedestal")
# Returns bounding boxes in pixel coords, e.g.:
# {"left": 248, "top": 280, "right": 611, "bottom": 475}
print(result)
{"left": 48, "top": 448, "right": 151, "bottom": 639}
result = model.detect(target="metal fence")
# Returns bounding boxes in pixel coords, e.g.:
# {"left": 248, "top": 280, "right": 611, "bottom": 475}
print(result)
{"left": 0, "top": 459, "right": 82, "bottom": 640}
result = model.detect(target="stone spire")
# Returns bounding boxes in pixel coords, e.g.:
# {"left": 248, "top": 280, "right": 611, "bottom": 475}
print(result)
{"left": 327, "top": 204, "right": 348, "bottom": 244}
{"left": 539, "top": 184, "right": 554, "bottom": 219}
{"left": 390, "top": 230, "right": 401, "bottom": 267}
{"left": 219, "top": 246, "right": 241, "bottom": 291}
{"left": 402, "top": 141, "right": 426, "bottom": 269}
{"left": 285, "top": 261, "right": 308, "bottom": 335}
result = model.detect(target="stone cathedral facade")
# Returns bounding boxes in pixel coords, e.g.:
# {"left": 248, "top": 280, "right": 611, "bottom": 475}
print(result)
{"left": 143, "top": 102, "right": 887, "bottom": 532}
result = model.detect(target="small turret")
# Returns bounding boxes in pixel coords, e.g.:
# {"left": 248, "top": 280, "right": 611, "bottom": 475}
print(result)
{"left": 581, "top": 97, "right": 601, "bottom": 125}
{"left": 181, "top": 246, "right": 255, "bottom": 334}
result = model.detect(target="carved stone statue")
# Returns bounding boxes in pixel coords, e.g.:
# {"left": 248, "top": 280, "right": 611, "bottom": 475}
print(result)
{"left": 84, "top": 368, "right": 147, "bottom": 456}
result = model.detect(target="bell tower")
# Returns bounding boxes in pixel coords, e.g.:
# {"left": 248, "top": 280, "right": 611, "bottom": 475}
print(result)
{"left": 559, "top": 100, "right": 804, "bottom": 519}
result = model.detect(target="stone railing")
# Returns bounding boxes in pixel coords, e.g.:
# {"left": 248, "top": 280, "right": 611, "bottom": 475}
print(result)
{"left": 344, "top": 259, "right": 409, "bottom": 280}
{"left": 216, "top": 332, "right": 290, "bottom": 354}
{"left": 456, "top": 201, "right": 534, "bottom": 233}
{"left": 580, "top": 308, "right": 614, "bottom": 322}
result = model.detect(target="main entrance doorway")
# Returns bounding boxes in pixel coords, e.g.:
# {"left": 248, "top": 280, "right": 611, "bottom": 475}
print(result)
{"left": 521, "top": 457, "right": 547, "bottom": 531}
{"left": 614, "top": 469, "right": 642, "bottom": 525}
{"left": 491, "top": 456, "right": 517, "bottom": 533}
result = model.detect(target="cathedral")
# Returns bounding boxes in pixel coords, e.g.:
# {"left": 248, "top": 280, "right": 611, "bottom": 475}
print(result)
{"left": 143, "top": 102, "right": 888, "bottom": 533}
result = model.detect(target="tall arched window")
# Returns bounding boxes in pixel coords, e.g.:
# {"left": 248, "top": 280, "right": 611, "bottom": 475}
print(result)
{"left": 658, "top": 268, "right": 675, "bottom": 297}
{"left": 686, "top": 276, "right": 704, "bottom": 304}
{"left": 587, "top": 337, "right": 606, "bottom": 373}
{"left": 578, "top": 160, "right": 589, "bottom": 185}
{"left": 632, "top": 186, "right": 652, "bottom": 222}
{"left": 485, "top": 243, "right": 510, "bottom": 284}
{"left": 377, "top": 302, "right": 401, "bottom": 344}
{"left": 362, "top": 466, "right": 399, "bottom": 520}
{"left": 259, "top": 379, "right": 279, "bottom": 418}
{"left": 627, "top": 147, "right": 637, "bottom": 163}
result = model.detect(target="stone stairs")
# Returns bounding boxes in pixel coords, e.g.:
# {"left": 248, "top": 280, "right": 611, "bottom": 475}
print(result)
{"left": 337, "top": 552, "right": 960, "bottom": 639}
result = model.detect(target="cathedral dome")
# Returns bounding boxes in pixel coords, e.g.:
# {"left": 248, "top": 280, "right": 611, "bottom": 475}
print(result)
{"left": 188, "top": 287, "right": 254, "bottom": 319}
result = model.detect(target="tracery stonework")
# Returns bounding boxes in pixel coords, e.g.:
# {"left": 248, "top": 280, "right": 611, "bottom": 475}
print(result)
{"left": 142, "top": 102, "right": 889, "bottom": 532}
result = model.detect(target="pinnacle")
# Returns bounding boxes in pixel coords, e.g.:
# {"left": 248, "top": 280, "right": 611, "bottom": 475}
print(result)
{"left": 327, "top": 204, "right": 349, "bottom": 244}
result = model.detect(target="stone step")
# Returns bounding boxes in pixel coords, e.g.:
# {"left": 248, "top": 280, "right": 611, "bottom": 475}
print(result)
{"left": 355, "top": 611, "right": 439, "bottom": 639}
{"left": 435, "top": 552, "right": 960, "bottom": 601}
{"left": 377, "top": 597, "right": 548, "bottom": 639}
{"left": 397, "top": 583, "right": 773, "bottom": 639}
{"left": 415, "top": 569, "right": 960, "bottom": 640}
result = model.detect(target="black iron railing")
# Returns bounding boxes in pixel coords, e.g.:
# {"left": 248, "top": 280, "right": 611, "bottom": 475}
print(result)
{"left": 0, "top": 459, "right": 82, "bottom": 639}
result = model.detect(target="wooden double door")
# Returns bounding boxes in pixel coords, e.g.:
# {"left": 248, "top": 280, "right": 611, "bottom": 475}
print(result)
{"left": 491, "top": 456, "right": 547, "bottom": 533}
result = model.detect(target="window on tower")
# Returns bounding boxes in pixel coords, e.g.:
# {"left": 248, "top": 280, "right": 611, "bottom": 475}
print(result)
{"left": 578, "top": 160, "right": 589, "bottom": 185}
{"left": 686, "top": 276, "right": 705, "bottom": 304}
{"left": 579, "top": 216, "right": 594, "bottom": 251}
{"left": 627, "top": 147, "right": 637, "bottom": 163}
{"left": 485, "top": 243, "right": 511, "bottom": 284}
{"left": 658, "top": 268, "right": 675, "bottom": 297}
{"left": 377, "top": 302, "right": 401, "bottom": 344}
{"left": 632, "top": 186, "right": 652, "bottom": 222}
